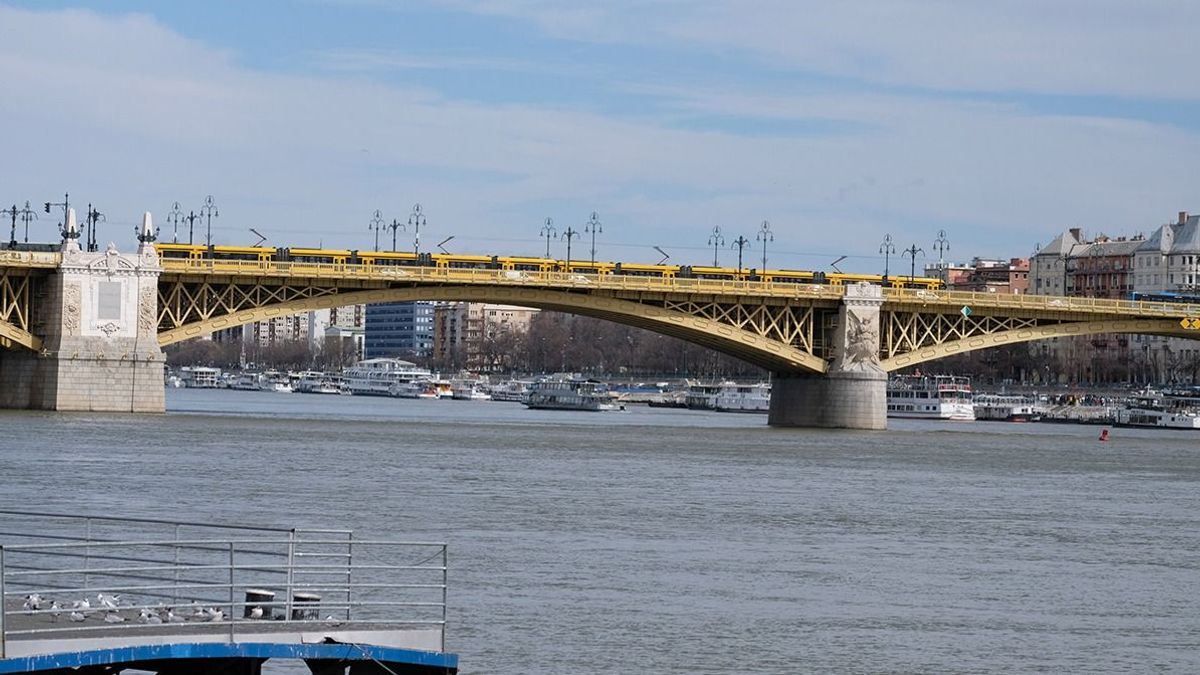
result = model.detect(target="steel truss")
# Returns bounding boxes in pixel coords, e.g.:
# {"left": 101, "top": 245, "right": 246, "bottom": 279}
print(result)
{"left": 882, "top": 310, "right": 1042, "bottom": 358}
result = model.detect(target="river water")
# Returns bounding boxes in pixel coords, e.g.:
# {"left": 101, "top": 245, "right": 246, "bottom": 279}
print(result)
{"left": 2, "top": 389, "right": 1199, "bottom": 673}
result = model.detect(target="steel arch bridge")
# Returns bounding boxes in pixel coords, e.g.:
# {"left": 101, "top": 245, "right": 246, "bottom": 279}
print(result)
{"left": 3, "top": 254, "right": 1199, "bottom": 371}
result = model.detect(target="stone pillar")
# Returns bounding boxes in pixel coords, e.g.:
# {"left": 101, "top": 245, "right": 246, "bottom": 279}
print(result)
{"left": 0, "top": 211, "right": 165, "bottom": 412}
{"left": 768, "top": 282, "right": 887, "bottom": 429}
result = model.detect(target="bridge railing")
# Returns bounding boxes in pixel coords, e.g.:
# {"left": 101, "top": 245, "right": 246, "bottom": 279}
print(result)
{"left": 159, "top": 258, "right": 848, "bottom": 300}
{"left": 0, "top": 512, "right": 448, "bottom": 657}
{"left": 885, "top": 287, "right": 1200, "bottom": 318}
{"left": 0, "top": 251, "right": 59, "bottom": 268}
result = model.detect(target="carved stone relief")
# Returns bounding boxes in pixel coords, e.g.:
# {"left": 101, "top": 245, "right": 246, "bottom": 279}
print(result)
{"left": 138, "top": 286, "right": 156, "bottom": 334}
{"left": 841, "top": 309, "right": 883, "bottom": 373}
{"left": 62, "top": 283, "right": 81, "bottom": 336}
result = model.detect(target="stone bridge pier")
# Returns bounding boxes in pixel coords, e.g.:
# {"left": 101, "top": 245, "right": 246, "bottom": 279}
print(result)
{"left": 0, "top": 210, "right": 165, "bottom": 412}
{"left": 768, "top": 283, "right": 887, "bottom": 430}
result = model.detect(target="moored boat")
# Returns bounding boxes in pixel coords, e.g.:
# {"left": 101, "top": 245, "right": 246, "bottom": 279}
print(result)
{"left": 524, "top": 377, "right": 624, "bottom": 411}
{"left": 887, "top": 375, "right": 975, "bottom": 420}
{"left": 343, "top": 358, "right": 432, "bottom": 396}
{"left": 1115, "top": 391, "right": 1200, "bottom": 429}
{"left": 973, "top": 394, "right": 1044, "bottom": 422}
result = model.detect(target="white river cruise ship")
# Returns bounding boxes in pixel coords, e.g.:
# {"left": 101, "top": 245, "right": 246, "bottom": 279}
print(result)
{"left": 887, "top": 375, "right": 975, "bottom": 421}
{"left": 342, "top": 358, "right": 432, "bottom": 396}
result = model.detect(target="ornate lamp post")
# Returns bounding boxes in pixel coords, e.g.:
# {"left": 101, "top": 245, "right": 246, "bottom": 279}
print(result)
{"left": 902, "top": 244, "right": 925, "bottom": 283}
{"left": 408, "top": 203, "right": 427, "bottom": 255}
{"left": 756, "top": 220, "right": 773, "bottom": 270}
{"left": 539, "top": 217, "right": 556, "bottom": 258}
{"left": 584, "top": 211, "right": 602, "bottom": 264}
{"left": 562, "top": 226, "right": 580, "bottom": 270}
{"left": 386, "top": 218, "right": 405, "bottom": 252}
{"left": 369, "top": 209, "right": 385, "bottom": 252}
{"left": 731, "top": 235, "right": 750, "bottom": 274}
{"left": 880, "top": 234, "right": 896, "bottom": 279}
{"left": 707, "top": 226, "right": 724, "bottom": 266}
{"left": 200, "top": 195, "right": 218, "bottom": 247}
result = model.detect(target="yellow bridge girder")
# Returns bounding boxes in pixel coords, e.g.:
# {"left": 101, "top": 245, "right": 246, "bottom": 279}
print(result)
{"left": 881, "top": 318, "right": 1197, "bottom": 372}
{"left": 158, "top": 285, "right": 832, "bottom": 373}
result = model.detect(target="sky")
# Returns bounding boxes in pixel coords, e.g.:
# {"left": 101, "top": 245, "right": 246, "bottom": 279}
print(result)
{"left": 0, "top": 1, "right": 1197, "bottom": 273}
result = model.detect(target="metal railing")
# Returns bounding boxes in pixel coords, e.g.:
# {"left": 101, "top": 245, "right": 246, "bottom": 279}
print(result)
{"left": 0, "top": 512, "right": 448, "bottom": 657}
{"left": 886, "top": 286, "right": 1200, "bottom": 319}
{"left": 159, "top": 258, "right": 849, "bottom": 300}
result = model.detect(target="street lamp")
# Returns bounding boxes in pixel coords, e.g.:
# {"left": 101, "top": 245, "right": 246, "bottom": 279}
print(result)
{"left": 584, "top": 211, "right": 602, "bottom": 264}
{"left": 933, "top": 229, "right": 949, "bottom": 276}
{"left": 387, "top": 218, "right": 406, "bottom": 252}
{"left": 756, "top": 220, "right": 773, "bottom": 270}
{"left": 369, "top": 209, "right": 385, "bottom": 252}
{"left": 408, "top": 203, "right": 427, "bottom": 255}
{"left": 880, "top": 234, "right": 896, "bottom": 279}
{"left": 539, "top": 217, "right": 556, "bottom": 258}
{"left": 731, "top": 235, "right": 750, "bottom": 274}
{"left": 707, "top": 226, "right": 724, "bottom": 267}
{"left": 167, "top": 202, "right": 184, "bottom": 244}
{"left": 562, "top": 226, "right": 580, "bottom": 270}
{"left": 18, "top": 201, "right": 37, "bottom": 244}
{"left": 902, "top": 244, "right": 924, "bottom": 283}
{"left": 200, "top": 195, "right": 218, "bottom": 247}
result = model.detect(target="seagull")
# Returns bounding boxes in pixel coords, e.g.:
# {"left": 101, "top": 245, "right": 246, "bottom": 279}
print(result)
{"left": 50, "top": 600, "right": 62, "bottom": 622}
{"left": 97, "top": 593, "right": 120, "bottom": 610}
{"left": 104, "top": 612, "right": 126, "bottom": 624}
{"left": 138, "top": 608, "right": 161, "bottom": 623}
{"left": 207, "top": 609, "right": 224, "bottom": 622}
{"left": 248, "top": 606, "right": 264, "bottom": 620}
{"left": 73, "top": 598, "right": 93, "bottom": 615}
{"left": 68, "top": 610, "right": 86, "bottom": 622}
{"left": 166, "top": 609, "right": 185, "bottom": 623}
{"left": 23, "top": 594, "right": 43, "bottom": 613}
{"left": 190, "top": 603, "right": 209, "bottom": 619}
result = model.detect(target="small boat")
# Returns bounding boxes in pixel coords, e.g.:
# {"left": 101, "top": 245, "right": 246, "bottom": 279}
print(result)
{"left": 451, "top": 380, "right": 492, "bottom": 401}
{"left": 524, "top": 377, "right": 624, "bottom": 412}
{"left": 490, "top": 380, "right": 531, "bottom": 403}
{"left": 712, "top": 382, "right": 771, "bottom": 413}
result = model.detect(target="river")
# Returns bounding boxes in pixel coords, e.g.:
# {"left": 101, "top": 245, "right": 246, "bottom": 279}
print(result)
{"left": 2, "top": 389, "right": 1199, "bottom": 673}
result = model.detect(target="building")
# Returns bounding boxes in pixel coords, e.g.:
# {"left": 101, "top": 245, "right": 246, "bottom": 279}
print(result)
{"left": 212, "top": 304, "right": 366, "bottom": 356}
{"left": 928, "top": 258, "right": 1029, "bottom": 294}
{"left": 364, "top": 301, "right": 436, "bottom": 358}
{"left": 432, "top": 303, "right": 538, "bottom": 371}
{"left": 1130, "top": 212, "right": 1200, "bottom": 383}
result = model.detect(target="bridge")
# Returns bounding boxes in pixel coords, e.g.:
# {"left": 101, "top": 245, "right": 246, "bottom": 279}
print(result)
{"left": 1, "top": 209, "right": 1198, "bottom": 428}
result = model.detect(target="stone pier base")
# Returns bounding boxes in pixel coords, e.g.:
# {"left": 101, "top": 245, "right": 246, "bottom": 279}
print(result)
{"left": 767, "top": 369, "right": 888, "bottom": 430}
{"left": 0, "top": 339, "right": 165, "bottom": 412}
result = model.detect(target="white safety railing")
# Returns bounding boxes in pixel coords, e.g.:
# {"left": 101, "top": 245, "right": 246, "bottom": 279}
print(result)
{"left": 0, "top": 512, "right": 448, "bottom": 657}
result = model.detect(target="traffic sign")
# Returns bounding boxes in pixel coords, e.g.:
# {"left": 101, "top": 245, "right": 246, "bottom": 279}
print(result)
{"left": 960, "top": 305, "right": 972, "bottom": 318}
{"left": 1183, "top": 317, "right": 1199, "bottom": 330}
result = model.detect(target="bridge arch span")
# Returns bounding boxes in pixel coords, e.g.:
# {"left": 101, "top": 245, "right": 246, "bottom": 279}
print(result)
{"left": 0, "top": 319, "right": 42, "bottom": 351}
{"left": 880, "top": 318, "right": 1198, "bottom": 372}
{"left": 158, "top": 285, "right": 830, "bottom": 374}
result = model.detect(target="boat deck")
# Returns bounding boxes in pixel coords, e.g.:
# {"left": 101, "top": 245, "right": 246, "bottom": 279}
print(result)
{"left": 0, "top": 510, "right": 457, "bottom": 674}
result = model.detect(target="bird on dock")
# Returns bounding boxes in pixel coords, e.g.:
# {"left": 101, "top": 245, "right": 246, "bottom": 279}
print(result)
{"left": 207, "top": 609, "right": 225, "bottom": 622}
{"left": 165, "top": 608, "right": 185, "bottom": 623}
{"left": 248, "top": 606, "right": 264, "bottom": 620}
{"left": 97, "top": 593, "right": 121, "bottom": 610}
{"left": 50, "top": 600, "right": 62, "bottom": 622}
{"left": 23, "top": 594, "right": 44, "bottom": 613}
{"left": 73, "top": 598, "right": 93, "bottom": 615}
{"left": 138, "top": 607, "right": 163, "bottom": 624}
{"left": 104, "top": 612, "right": 126, "bottom": 624}
{"left": 68, "top": 610, "right": 86, "bottom": 622}
{"left": 189, "top": 602, "right": 209, "bottom": 620}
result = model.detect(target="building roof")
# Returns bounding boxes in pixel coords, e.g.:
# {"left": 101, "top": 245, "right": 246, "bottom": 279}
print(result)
{"left": 1136, "top": 222, "right": 1174, "bottom": 254}
{"left": 1172, "top": 215, "right": 1200, "bottom": 254}
{"left": 1035, "top": 229, "right": 1083, "bottom": 257}
{"left": 1077, "top": 239, "right": 1143, "bottom": 257}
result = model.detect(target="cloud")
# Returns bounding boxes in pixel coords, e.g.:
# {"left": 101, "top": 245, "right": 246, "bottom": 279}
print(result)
{"left": 441, "top": 0, "right": 1200, "bottom": 100}
{"left": 0, "top": 3, "right": 1196, "bottom": 272}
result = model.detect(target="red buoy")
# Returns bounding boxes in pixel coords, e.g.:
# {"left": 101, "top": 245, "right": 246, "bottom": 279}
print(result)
{"left": 1099, "top": 428, "right": 1110, "bottom": 442}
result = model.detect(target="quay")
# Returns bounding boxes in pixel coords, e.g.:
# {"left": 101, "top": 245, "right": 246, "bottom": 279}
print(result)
{"left": 0, "top": 510, "right": 458, "bottom": 674}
